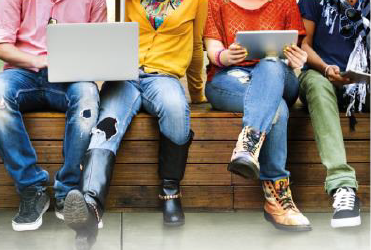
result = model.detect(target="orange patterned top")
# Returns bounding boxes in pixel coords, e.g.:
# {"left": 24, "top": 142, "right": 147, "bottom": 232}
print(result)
{"left": 204, "top": 0, "right": 306, "bottom": 81}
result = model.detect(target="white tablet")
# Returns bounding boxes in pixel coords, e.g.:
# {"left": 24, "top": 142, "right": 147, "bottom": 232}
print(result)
{"left": 341, "top": 70, "right": 370, "bottom": 84}
{"left": 235, "top": 30, "right": 299, "bottom": 60}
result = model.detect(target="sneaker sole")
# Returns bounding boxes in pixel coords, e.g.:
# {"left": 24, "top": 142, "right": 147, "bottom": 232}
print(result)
{"left": 64, "top": 190, "right": 90, "bottom": 231}
{"left": 228, "top": 157, "right": 259, "bottom": 179}
{"left": 12, "top": 199, "right": 50, "bottom": 232}
{"left": 331, "top": 215, "right": 361, "bottom": 228}
{"left": 264, "top": 211, "right": 312, "bottom": 232}
{"left": 56, "top": 208, "right": 104, "bottom": 229}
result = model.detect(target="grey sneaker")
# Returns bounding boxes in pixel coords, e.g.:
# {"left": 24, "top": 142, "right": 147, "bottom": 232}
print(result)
{"left": 228, "top": 126, "right": 265, "bottom": 179}
{"left": 12, "top": 186, "right": 50, "bottom": 231}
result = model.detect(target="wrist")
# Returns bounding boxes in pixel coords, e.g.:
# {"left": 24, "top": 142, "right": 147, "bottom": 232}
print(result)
{"left": 324, "top": 65, "right": 332, "bottom": 78}
{"left": 215, "top": 49, "right": 227, "bottom": 67}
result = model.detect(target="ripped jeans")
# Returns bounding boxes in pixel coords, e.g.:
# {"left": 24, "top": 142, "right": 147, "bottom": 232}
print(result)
{"left": 205, "top": 59, "right": 299, "bottom": 181}
{"left": 88, "top": 72, "right": 190, "bottom": 152}
{"left": 0, "top": 68, "right": 99, "bottom": 198}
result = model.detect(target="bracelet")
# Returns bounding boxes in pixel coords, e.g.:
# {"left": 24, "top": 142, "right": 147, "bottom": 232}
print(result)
{"left": 324, "top": 65, "right": 332, "bottom": 77}
{"left": 215, "top": 49, "right": 226, "bottom": 68}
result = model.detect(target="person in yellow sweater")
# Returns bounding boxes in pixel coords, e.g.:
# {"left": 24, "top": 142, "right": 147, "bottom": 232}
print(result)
{"left": 63, "top": 0, "right": 207, "bottom": 249}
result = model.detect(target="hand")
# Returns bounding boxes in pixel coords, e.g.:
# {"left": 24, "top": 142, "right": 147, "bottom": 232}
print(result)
{"left": 284, "top": 44, "right": 307, "bottom": 70}
{"left": 221, "top": 43, "right": 248, "bottom": 67}
{"left": 325, "top": 65, "right": 351, "bottom": 87}
{"left": 32, "top": 55, "right": 48, "bottom": 69}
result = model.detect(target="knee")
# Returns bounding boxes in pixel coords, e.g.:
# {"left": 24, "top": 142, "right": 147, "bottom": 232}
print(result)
{"left": 258, "top": 59, "right": 286, "bottom": 78}
{"left": 302, "top": 72, "right": 335, "bottom": 99}
{"left": 159, "top": 98, "right": 190, "bottom": 145}
{"left": 272, "top": 100, "right": 289, "bottom": 125}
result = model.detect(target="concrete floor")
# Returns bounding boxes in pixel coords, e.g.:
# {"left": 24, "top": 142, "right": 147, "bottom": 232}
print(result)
{"left": 0, "top": 211, "right": 369, "bottom": 250}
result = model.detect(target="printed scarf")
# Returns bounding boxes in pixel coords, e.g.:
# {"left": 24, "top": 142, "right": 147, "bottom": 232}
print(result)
{"left": 320, "top": 0, "right": 370, "bottom": 122}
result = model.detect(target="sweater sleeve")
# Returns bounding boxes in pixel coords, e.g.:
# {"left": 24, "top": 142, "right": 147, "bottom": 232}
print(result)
{"left": 186, "top": 0, "right": 208, "bottom": 103}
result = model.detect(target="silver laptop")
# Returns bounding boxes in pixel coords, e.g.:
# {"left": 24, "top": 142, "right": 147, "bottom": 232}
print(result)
{"left": 236, "top": 30, "right": 298, "bottom": 60}
{"left": 47, "top": 22, "right": 138, "bottom": 83}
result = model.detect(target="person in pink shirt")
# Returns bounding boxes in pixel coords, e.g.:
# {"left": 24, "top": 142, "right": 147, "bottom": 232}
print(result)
{"left": 0, "top": 0, "right": 106, "bottom": 233}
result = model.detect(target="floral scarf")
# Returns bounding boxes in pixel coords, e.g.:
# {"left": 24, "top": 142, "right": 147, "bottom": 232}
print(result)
{"left": 141, "top": 0, "right": 183, "bottom": 30}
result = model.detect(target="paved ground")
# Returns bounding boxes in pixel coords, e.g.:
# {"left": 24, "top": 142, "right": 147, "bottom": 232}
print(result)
{"left": 0, "top": 211, "right": 369, "bottom": 250}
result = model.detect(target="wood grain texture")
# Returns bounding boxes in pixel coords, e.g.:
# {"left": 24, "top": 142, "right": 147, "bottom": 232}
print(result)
{"left": 22, "top": 103, "right": 370, "bottom": 119}
{"left": 0, "top": 164, "right": 231, "bottom": 186}
{"left": 2, "top": 140, "right": 366, "bottom": 164}
{"left": 2, "top": 163, "right": 368, "bottom": 186}
{"left": 23, "top": 117, "right": 370, "bottom": 141}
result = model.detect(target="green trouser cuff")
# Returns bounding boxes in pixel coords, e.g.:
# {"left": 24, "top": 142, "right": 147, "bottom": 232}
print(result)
{"left": 325, "top": 174, "right": 359, "bottom": 195}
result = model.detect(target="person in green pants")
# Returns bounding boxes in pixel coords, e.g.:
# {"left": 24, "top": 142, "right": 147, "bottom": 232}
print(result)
{"left": 298, "top": 0, "right": 369, "bottom": 228}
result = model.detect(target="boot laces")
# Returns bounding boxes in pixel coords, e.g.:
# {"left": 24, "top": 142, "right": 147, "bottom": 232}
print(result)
{"left": 333, "top": 187, "right": 355, "bottom": 212}
{"left": 242, "top": 128, "right": 260, "bottom": 154}
{"left": 276, "top": 183, "right": 295, "bottom": 210}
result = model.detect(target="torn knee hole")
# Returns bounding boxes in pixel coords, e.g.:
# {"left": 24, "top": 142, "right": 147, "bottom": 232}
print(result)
{"left": 80, "top": 109, "right": 92, "bottom": 118}
{"left": 94, "top": 117, "right": 118, "bottom": 140}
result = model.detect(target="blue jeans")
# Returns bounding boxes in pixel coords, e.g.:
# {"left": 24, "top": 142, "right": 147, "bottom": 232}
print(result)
{"left": 89, "top": 72, "right": 190, "bottom": 152}
{"left": 205, "top": 59, "right": 299, "bottom": 181}
{"left": 0, "top": 68, "right": 99, "bottom": 198}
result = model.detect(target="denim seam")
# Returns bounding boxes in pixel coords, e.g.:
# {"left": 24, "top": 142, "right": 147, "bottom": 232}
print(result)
{"left": 207, "top": 84, "right": 245, "bottom": 98}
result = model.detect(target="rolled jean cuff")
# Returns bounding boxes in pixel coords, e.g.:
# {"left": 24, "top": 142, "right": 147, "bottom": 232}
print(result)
{"left": 325, "top": 177, "right": 359, "bottom": 195}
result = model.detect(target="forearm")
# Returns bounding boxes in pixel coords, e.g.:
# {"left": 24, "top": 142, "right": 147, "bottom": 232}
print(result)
{"left": 187, "top": 41, "right": 205, "bottom": 102}
{"left": 301, "top": 43, "right": 328, "bottom": 75}
{"left": 0, "top": 43, "right": 42, "bottom": 69}
{"left": 204, "top": 38, "right": 225, "bottom": 66}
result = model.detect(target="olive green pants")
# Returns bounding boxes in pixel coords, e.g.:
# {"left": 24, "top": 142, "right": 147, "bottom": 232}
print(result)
{"left": 299, "top": 69, "right": 358, "bottom": 195}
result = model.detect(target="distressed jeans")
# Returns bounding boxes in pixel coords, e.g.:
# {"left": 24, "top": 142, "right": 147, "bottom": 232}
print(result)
{"left": 89, "top": 72, "right": 190, "bottom": 152}
{"left": 0, "top": 68, "right": 99, "bottom": 198}
{"left": 299, "top": 69, "right": 358, "bottom": 194}
{"left": 205, "top": 59, "right": 299, "bottom": 181}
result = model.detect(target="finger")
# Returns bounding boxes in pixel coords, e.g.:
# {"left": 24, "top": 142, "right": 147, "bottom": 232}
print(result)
{"left": 229, "top": 43, "right": 243, "bottom": 51}
{"left": 332, "top": 65, "right": 340, "bottom": 74}
{"left": 284, "top": 51, "right": 303, "bottom": 68}
{"left": 290, "top": 44, "right": 308, "bottom": 57}
{"left": 229, "top": 49, "right": 248, "bottom": 56}
{"left": 229, "top": 54, "right": 247, "bottom": 61}
{"left": 285, "top": 47, "right": 307, "bottom": 62}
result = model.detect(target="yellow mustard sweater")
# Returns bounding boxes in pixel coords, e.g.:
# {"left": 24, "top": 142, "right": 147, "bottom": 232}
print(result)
{"left": 125, "top": 0, "right": 207, "bottom": 102}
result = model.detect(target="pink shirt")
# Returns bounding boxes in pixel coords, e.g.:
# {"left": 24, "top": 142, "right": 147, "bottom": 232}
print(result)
{"left": 0, "top": 0, "right": 107, "bottom": 71}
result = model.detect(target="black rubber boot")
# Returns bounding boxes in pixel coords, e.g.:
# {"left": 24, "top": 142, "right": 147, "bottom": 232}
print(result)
{"left": 158, "top": 131, "right": 194, "bottom": 226}
{"left": 64, "top": 149, "right": 115, "bottom": 250}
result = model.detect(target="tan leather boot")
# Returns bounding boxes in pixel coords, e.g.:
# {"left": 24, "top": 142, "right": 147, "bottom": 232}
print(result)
{"left": 228, "top": 126, "right": 265, "bottom": 179}
{"left": 262, "top": 178, "right": 312, "bottom": 231}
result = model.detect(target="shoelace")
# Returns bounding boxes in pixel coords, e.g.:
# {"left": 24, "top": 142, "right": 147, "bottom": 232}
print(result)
{"left": 277, "top": 188, "right": 295, "bottom": 210}
{"left": 242, "top": 128, "right": 260, "bottom": 153}
{"left": 332, "top": 187, "right": 356, "bottom": 212}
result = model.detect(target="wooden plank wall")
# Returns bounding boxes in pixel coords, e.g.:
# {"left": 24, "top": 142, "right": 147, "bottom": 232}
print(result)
{"left": 0, "top": 104, "right": 369, "bottom": 212}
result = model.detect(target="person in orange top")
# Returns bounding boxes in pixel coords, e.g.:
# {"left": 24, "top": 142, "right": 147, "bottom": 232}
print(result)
{"left": 204, "top": 0, "right": 311, "bottom": 231}
{"left": 63, "top": 1, "right": 207, "bottom": 249}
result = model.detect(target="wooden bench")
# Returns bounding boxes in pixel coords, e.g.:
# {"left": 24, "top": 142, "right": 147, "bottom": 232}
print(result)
{"left": 0, "top": 103, "right": 369, "bottom": 212}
